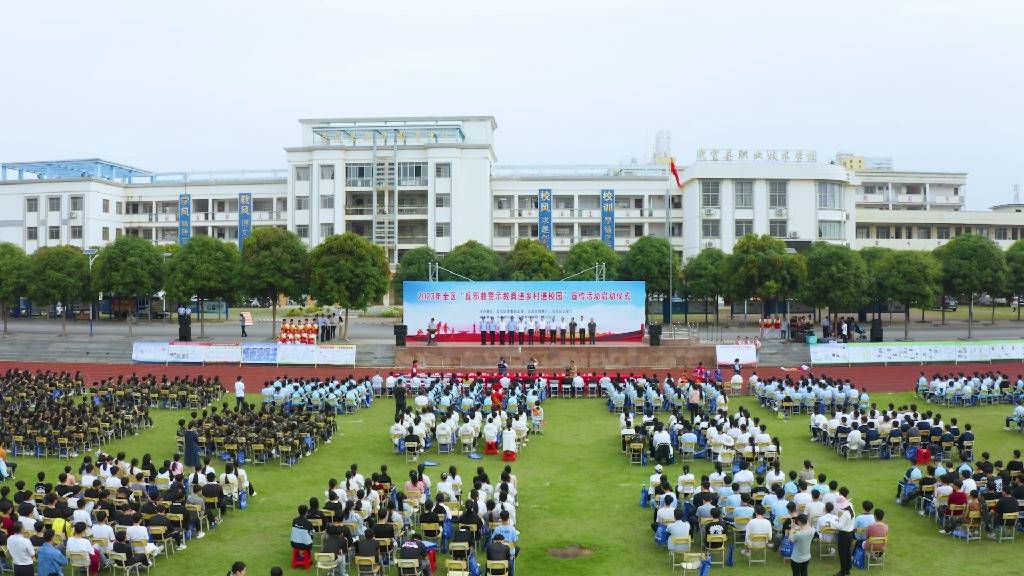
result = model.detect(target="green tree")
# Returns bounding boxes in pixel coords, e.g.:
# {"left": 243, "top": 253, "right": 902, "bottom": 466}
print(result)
{"left": 393, "top": 246, "right": 440, "bottom": 300}
{"left": 240, "top": 227, "right": 309, "bottom": 337}
{"left": 859, "top": 247, "right": 894, "bottom": 320}
{"left": 874, "top": 250, "right": 940, "bottom": 340}
{"left": 440, "top": 240, "right": 501, "bottom": 281}
{"left": 0, "top": 243, "right": 31, "bottom": 335}
{"left": 1006, "top": 239, "right": 1024, "bottom": 321}
{"left": 801, "top": 243, "right": 869, "bottom": 322}
{"left": 28, "top": 245, "right": 89, "bottom": 337}
{"left": 503, "top": 239, "right": 562, "bottom": 280}
{"left": 683, "top": 248, "right": 729, "bottom": 324}
{"left": 934, "top": 234, "right": 1008, "bottom": 338}
{"left": 91, "top": 235, "right": 164, "bottom": 338}
{"left": 619, "top": 236, "right": 677, "bottom": 298}
{"left": 727, "top": 235, "right": 802, "bottom": 314}
{"left": 562, "top": 239, "right": 619, "bottom": 280}
{"left": 165, "top": 235, "right": 241, "bottom": 338}
{"left": 309, "top": 232, "right": 390, "bottom": 339}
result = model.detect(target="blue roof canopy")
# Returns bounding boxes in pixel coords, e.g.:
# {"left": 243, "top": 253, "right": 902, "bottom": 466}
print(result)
{"left": 1, "top": 158, "right": 153, "bottom": 182}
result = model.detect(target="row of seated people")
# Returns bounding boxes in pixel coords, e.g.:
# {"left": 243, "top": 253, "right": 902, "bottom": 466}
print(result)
{"left": 390, "top": 405, "right": 543, "bottom": 462}
{"left": 1, "top": 393, "right": 152, "bottom": 462}
{"left": 605, "top": 376, "right": 731, "bottom": 419}
{"left": 1005, "top": 403, "right": 1024, "bottom": 432}
{"left": 290, "top": 463, "right": 521, "bottom": 575}
{"left": 0, "top": 451, "right": 251, "bottom": 573}
{"left": 645, "top": 463, "right": 889, "bottom": 572}
{"left": 399, "top": 375, "right": 547, "bottom": 419}
{"left": 257, "top": 375, "right": 375, "bottom": 414}
{"left": 897, "top": 450, "right": 1024, "bottom": 539}
{"left": 916, "top": 371, "right": 1024, "bottom": 405}
{"left": 809, "top": 405, "right": 976, "bottom": 462}
{"left": 753, "top": 374, "right": 871, "bottom": 416}
{"left": 176, "top": 400, "right": 335, "bottom": 466}
{"left": 0, "top": 369, "right": 85, "bottom": 402}
{"left": 619, "top": 405, "right": 781, "bottom": 468}
{"left": 88, "top": 373, "right": 225, "bottom": 410}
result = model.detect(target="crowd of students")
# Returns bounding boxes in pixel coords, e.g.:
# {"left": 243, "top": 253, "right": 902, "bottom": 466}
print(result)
{"left": 0, "top": 449, "right": 252, "bottom": 575}
{"left": 257, "top": 374, "right": 375, "bottom": 414}
{"left": 898, "top": 450, "right": 1023, "bottom": 540}
{"left": 916, "top": 371, "right": 1024, "bottom": 406}
{"left": 289, "top": 463, "right": 521, "bottom": 576}
{"left": 276, "top": 314, "right": 341, "bottom": 345}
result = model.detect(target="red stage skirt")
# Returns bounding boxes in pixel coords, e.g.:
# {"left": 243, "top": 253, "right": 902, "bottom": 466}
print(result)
{"left": 484, "top": 441, "right": 499, "bottom": 455}
{"left": 502, "top": 450, "right": 517, "bottom": 462}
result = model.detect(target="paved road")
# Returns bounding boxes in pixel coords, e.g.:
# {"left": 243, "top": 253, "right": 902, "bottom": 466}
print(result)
{"left": 0, "top": 317, "right": 396, "bottom": 342}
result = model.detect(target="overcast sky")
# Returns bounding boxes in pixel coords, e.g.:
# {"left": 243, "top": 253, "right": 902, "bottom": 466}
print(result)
{"left": 2, "top": 0, "right": 1021, "bottom": 209}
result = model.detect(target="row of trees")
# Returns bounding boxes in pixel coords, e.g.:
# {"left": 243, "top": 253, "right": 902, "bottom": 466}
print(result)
{"left": 682, "top": 233, "right": 1024, "bottom": 339}
{"left": 0, "top": 228, "right": 389, "bottom": 338}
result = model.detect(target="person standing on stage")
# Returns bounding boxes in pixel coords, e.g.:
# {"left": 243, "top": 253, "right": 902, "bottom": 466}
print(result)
{"left": 506, "top": 317, "right": 515, "bottom": 346}
{"left": 538, "top": 316, "right": 547, "bottom": 345}
{"left": 549, "top": 316, "right": 557, "bottom": 345}
{"left": 498, "top": 316, "right": 506, "bottom": 345}
{"left": 568, "top": 317, "right": 577, "bottom": 345}
{"left": 480, "top": 317, "right": 487, "bottom": 346}
{"left": 178, "top": 304, "right": 187, "bottom": 341}
{"left": 489, "top": 316, "right": 497, "bottom": 345}
{"left": 577, "top": 316, "right": 586, "bottom": 345}
{"left": 588, "top": 317, "right": 597, "bottom": 345}
{"left": 184, "top": 307, "right": 192, "bottom": 341}
{"left": 559, "top": 316, "right": 568, "bottom": 345}
{"left": 517, "top": 316, "right": 526, "bottom": 346}
{"left": 525, "top": 317, "right": 533, "bottom": 345}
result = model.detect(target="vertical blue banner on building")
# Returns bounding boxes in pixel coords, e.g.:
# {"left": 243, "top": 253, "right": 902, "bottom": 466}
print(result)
{"left": 538, "top": 188, "right": 552, "bottom": 249}
{"left": 177, "top": 194, "right": 191, "bottom": 245}
{"left": 237, "top": 192, "right": 252, "bottom": 249}
{"left": 600, "top": 188, "right": 615, "bottom": 248}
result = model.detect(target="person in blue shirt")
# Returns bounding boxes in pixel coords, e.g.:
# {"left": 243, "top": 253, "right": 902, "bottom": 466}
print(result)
{"left": 37, "top": 529, "right": 67, "bottom": 576}
{"left": 853, "top": 501, "right": 876, "bottom": 541}
{"left": 489, "top": 511, "right": 519, "bottom": 576}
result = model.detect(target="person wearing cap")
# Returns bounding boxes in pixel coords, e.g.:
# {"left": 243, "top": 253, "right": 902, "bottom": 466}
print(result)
{"left": 834, "top": 493, "right": 856, "bottom": 576}
{"left": 649, "top": 464, "right": 665, "bottom": 487}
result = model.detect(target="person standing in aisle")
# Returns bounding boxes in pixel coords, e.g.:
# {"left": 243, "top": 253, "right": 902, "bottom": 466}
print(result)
{"left": 834, "top": 496, "right": 855, "bottom": 576}
{"left": 788, "top": 513, "right": 814, "bottom": 576}
{"left": 234, "top": 376, "right": 246, "bottom": 410}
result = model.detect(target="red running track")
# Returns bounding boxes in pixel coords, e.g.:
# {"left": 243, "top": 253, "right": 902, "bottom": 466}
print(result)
{"left": 2, "top": 360, "right": 1023, "bottom": 394}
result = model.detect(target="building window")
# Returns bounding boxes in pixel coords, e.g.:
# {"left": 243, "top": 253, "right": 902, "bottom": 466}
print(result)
{"left": 670, "top": 222, "right": 682, "bottom": 237}
{"left": 818, "top": 220, "right": 843, "bottom": 239}
{"left": 700, "top": 180, "right": 720, "bottom": 208}
{"left": 102, "top": 199, "right": 110, "bottom": 213}
{"left": 142, "top": 228, "right": 153, "bottom": 240}
{"left": 702, "top": 219, "right": 720, "bottom": 238}
{"left": 494, "top": 224, "right": 513, "bottom": 237}
{"left": 320, "top": 194, "right": 335, "bottom": 209}
{"left": 937, "top": 226, "right": 950, "bottom": 239}
{"left": 519, "top": 196, "right": 539, "bottom": 210}
{"left": 435, "top": 223, "right": 450, "bottom": 238}
{"left": 320, "top": 165, "right": 335, "bottom": 180}
{"left": 26, "top": 197, "right": 38, "bottom": 212}
{"left": 116, "top": 202, "right": 123, "bottom": 215}
{"left": 295, "top": 196, "right": 309, "bottom": 211}
{"left": 70, "top": 197, "right": 83, "bottom": 211}
{"left": 769, "top": 220, "right": 788, "bottom": 238}
{"left": 48, "top": 226, "right": 60, "bottom": 240}
{"left": 70, "top": 226, "right": 83, "bottom": 240}
{"left": 518, "top": 223, "right": 538, "bottom": 238}
{"left": 735, "top": 220, "right": 753, "bottom": 237}
{"left": 768, "top": 180, "right": 788, "bottom": 208}
{"left": 734, "top": 180, "right": 753, "bottom": 208}
{"left": 102, "top": 227, "right": 110, "bottom": 241}
{"left": 320, "top": 223, "right": 335, "bottom": 237}
{"left": 995, "top": 227, "right": 1008, "bottom": 240}
{"left": 856, "top": 225, "right": 869, "bottom": 239}
{"left": 435, "top": 194, "right": 451, "bottom": 208}
{"left": 435, "top": 163, "right": 451, "bottom": 178}
{"left": 115, "top": 228, "right": 123, "bottom": 239}
{"left": 398, "top": 162, "right": 428, "bottom": 186}
{"left": 295, "top": 166, "right": 310, "bottom": 181}
{"left": 917, "top": 227, "right": 932, "bottom": 239}
{"left": 876, "top": 226, "right": 891, "bottom": 239}
{"left": 345, "top": 163, "right": 372, "bottom": 186}
{"left": 27, "top": 227, "right": 37, "bottom": 240}
{"left": 48, "top": 197, "right": 61, "bottom": 212}
{"left": 295, "top": 225, "right": 309, "bottom": 238}
{"left": 579, "top": 224, "right": 599, "bottom": 238}
{"left": 816, "top": 182, "right": 841, "bottom": 209}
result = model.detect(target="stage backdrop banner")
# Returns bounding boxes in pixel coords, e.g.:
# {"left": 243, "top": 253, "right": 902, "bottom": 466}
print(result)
{"left": 715, "top": 344, "right": 758, "bottom": 366}
{"left": 402, "top": 280, "right": 647, "bottom": 342}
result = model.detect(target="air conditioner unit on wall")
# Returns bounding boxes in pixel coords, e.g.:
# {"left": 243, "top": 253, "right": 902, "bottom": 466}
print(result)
{"left": 704, "top": 241, "right": 715, "bottom": 248}
{"left": 787, "top": 231, "right": 799, "bottom": 239}
{"left": 703, "top": 208, "right": 716, "bottom": 216}
{"left": 774, "top": 208, "right": 786, "bottom": 217}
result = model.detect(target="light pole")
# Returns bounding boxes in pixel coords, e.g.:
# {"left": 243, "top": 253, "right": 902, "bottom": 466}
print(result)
{"left": 84, "top": 248, "right": 99, "bottom": 337}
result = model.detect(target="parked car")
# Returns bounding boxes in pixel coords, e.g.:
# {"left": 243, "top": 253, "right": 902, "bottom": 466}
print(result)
{"left": 932, "top": 297, "right": 958, "bottom": 311}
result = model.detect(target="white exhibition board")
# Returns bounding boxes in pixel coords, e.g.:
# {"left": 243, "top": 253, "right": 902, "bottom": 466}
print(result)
{"left": 810, "top": 340, "right": 1024, "bottom": 365}
{"left": 132, "top": 342, "right": 357, "bottom": 365}
{"left": 715, "top": 344, "right": 758, "bottom": 366}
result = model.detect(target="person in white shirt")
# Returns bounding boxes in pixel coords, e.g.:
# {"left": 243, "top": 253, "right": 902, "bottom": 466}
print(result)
{"left": 655, "top": 494, "right": 678, "bottom": 525}
{"left": 5, "top": 522, "right": 35, "bottom": 573}
{"left": 65, "top": 522, "right": 98, "bottom": 559}
{"left": 234, "top": 376, "right": 246, "bottom": 409}
{"left": 125, "top": 517, "right": 161, "bottom": 556}
{"left": 90, "top": 512, "right": 116, "bottom": 554}
{"left": 650, "top": 464, "right": 665, "bottom": 487}
{"left": 436, "top": 472, "right": 456, "bottom": 501}
{"left": 743, "top": 506, "right": 773, "bottom": 553}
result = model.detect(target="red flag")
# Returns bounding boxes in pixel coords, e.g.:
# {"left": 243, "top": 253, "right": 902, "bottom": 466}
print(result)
{"left": 669, "top": 159, "right": 683, "bottom": 188}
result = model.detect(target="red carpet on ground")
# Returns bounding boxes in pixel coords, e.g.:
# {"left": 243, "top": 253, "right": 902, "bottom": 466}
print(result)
{"left": 3, "top": 360, "right": 1022, "bottom": 394}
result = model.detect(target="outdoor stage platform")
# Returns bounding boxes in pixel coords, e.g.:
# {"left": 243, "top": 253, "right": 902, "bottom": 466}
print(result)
{"left": 394, "top": 340, "right": 716, "bottom": 370}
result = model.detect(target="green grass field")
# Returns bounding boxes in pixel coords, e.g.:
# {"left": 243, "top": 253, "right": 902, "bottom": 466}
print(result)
{"left": 5, "top": 392, "right": 1022, "bottom": 575}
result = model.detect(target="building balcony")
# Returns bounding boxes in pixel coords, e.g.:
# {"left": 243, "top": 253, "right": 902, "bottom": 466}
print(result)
{"left": 858, "top": 193, "right": 887, "bottom": 204}
{"left": 895, "top": 194, "right": 925, "bottom": 204}
{"left": 932, "top": 195, "right": 964, "bottom": 206}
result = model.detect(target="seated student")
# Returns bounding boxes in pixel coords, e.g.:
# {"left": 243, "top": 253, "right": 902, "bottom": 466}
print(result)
{"left": 355, "top": 528, "right": 380, "bottom": 560}
{"left": 854, "top": 501, "right": 876, "bottom": 541}
{"left": 321, "top": 524, "right": 349, "bottom": 576}
{"left": 743, "top": 506, "right": 772, "bottom": 555}
{"left": 863, "top": 509, "right": 889, "bottom": 553}
{"left": 113, "top": 530, "right": 151, "bottom": 567}
{"left": 398, "top": 533, "right": 431, "bottom": 576}
{"left": 486, "top": 533, "right": 513, "bottom": 570}
{"left": 666, "top": 508, "right": 691, "bottom": 551}
{"left": 291, "top": 504, "right": 315, "bottom": 557}
{"left": 66, "top": 521, "right": 101, "bottom": 573}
